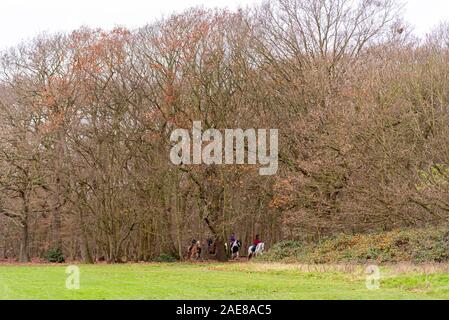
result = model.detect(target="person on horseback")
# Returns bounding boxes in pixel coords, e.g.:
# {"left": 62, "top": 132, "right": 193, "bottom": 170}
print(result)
{"left": 248, "top": 235, "right": 263, "bottom": 260}
{"left": 251, "top": 235, "right": 261, "bottom": 253}
{"left": 230, "top": 233, "right": 236, "bottom": 246}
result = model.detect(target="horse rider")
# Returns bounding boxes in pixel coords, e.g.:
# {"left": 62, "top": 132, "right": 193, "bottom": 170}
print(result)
{"left": 252, "top": 234, "right": 261, "bottom": 253}
{"left": 230, "top": 233, "right": 236, "bottom": 247}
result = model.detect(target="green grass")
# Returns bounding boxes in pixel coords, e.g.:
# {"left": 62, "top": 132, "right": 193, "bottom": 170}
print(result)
{"left": 1, "top": 262, "right": 449, "bottom": 300}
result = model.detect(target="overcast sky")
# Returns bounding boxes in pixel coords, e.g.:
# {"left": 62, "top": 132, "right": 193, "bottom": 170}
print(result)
{"left": 1, "top": 0, "right": 448, "bottom": 50}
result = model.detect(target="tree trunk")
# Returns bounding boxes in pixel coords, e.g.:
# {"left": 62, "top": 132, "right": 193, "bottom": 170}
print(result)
{"left": 204, "top": 217, "right": 228, "bottom": 262}
{"left": 52, "top": 208, "right": 62, "bottom": 250}
{"left": 51, "top": 129, "right": 67, "bottom": 251}
{"left": 79, "top": 230, "right": 93, "bottom": 264}
{"left": 19, "top": 221, "right": 29, "bottom": 262}
{"left": 214, "top": 237, "right": 227, "bottom": 262}
{"left": 19, "top": 192, "right": 30, "bottom": 263}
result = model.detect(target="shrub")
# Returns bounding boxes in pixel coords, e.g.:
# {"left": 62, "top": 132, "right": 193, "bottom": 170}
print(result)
{"left": 45, "top": 248, "right": 65, "bottom": 263}
{"left": 153, "top": 254, "right": 177, "bottom": 263}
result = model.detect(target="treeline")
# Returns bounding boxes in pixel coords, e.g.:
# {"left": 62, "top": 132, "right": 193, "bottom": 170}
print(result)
{"left": 1, "top": 0, "right": 449, "bottom": 263}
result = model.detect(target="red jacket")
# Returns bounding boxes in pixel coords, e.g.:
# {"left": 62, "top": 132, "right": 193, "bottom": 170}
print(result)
{"left": 253, "top": 239, "right": 261, "bottom": 246}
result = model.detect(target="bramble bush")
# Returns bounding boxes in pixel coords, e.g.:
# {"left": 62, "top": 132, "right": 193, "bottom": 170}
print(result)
{"left": 260, "top": 228, "right": 449, "bottom": 264}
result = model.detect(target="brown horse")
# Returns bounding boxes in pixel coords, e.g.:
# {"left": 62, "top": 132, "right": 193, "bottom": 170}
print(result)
{"left": 187, "top": 240, "right": 202, "bottom": 260}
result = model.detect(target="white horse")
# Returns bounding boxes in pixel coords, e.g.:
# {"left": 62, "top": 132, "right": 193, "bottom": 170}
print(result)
{"left": 230, "top": 240, "right": 241, "bottom": 259}
{"left": 248, "top": 242, "right": 265, "bottom": 260}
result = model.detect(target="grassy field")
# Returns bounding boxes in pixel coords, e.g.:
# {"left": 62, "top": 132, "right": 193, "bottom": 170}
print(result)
{"left": 1, "top": 262, "right": 449, "bottom": 300}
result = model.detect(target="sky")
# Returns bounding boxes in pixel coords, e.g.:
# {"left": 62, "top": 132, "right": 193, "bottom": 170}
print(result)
{"left": 0, "top": 0, "right": 448, "bottom": 50}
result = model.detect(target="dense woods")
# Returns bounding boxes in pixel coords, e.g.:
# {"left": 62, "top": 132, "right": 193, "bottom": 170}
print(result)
{"left": 1, "top": 0, "right": 449, "bottom": 263}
